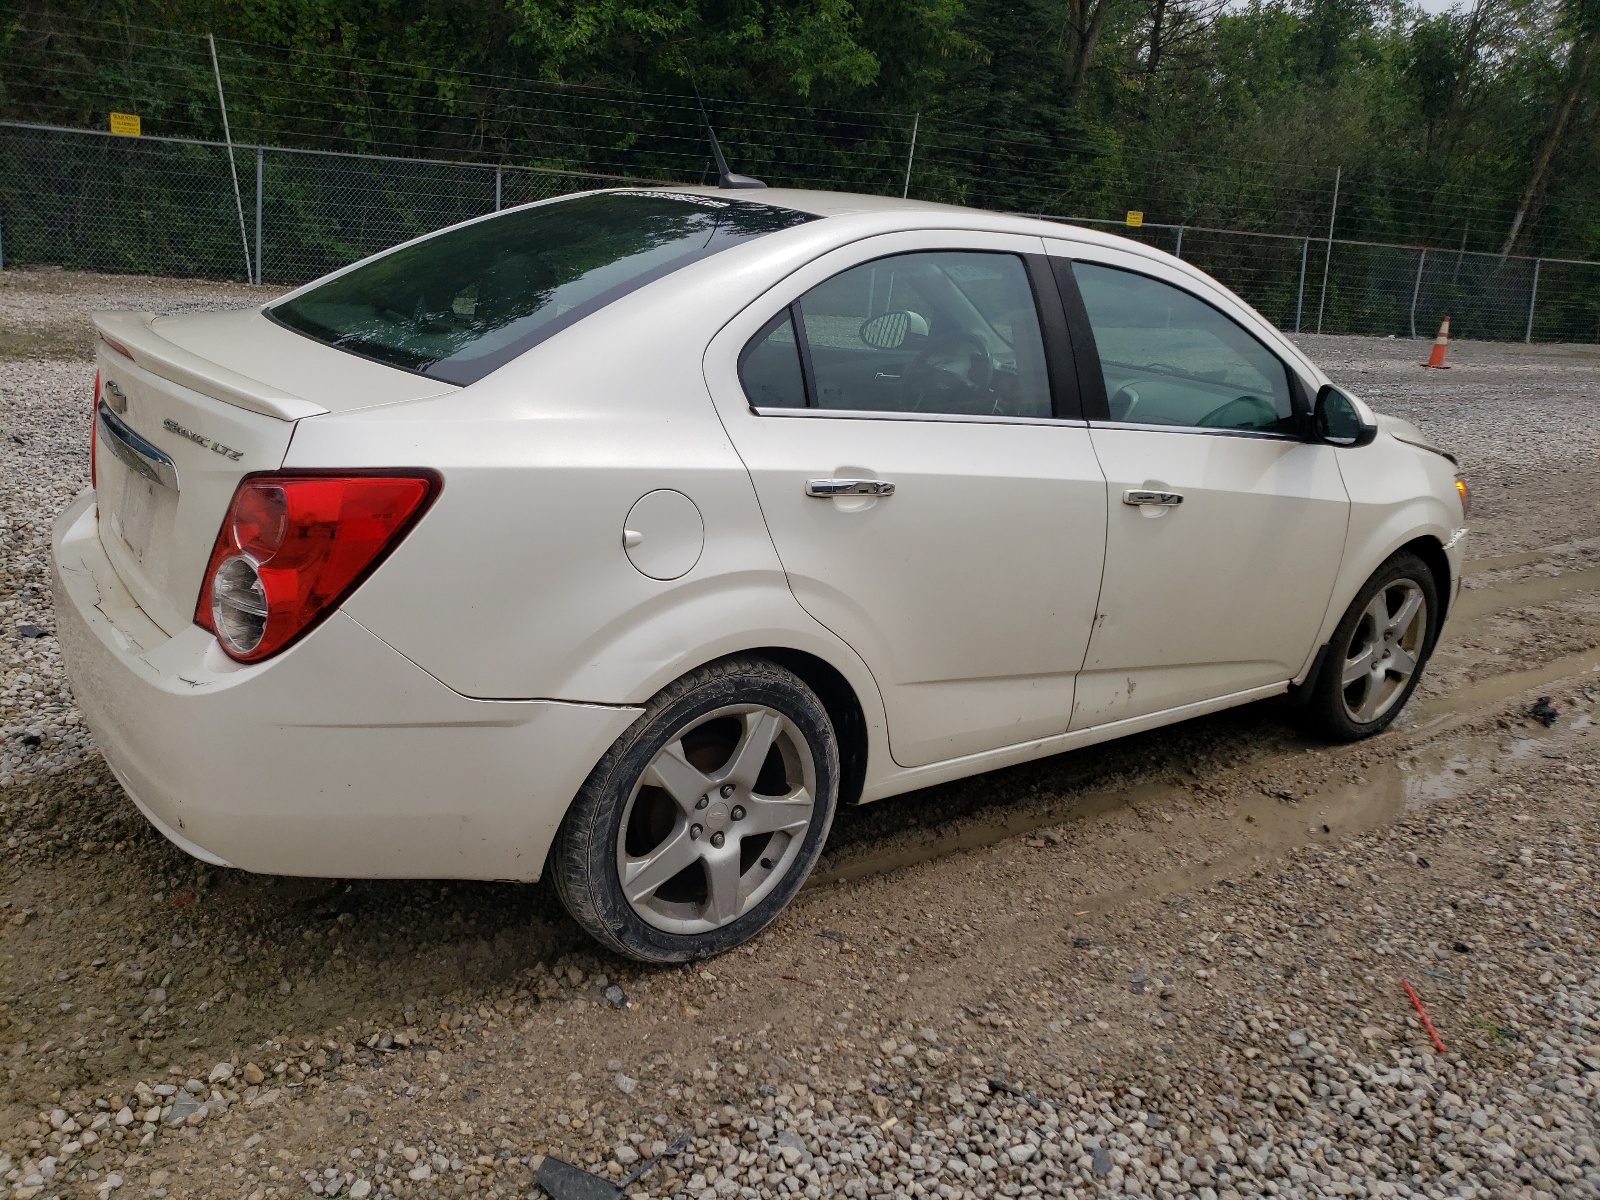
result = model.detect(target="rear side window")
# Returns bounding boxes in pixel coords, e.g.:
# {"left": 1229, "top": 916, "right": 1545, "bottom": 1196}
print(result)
{"left": 738, "top": 251, "right": 1053, "bottom": 418}
{"left": 271, "top": 191, "right": 816, "bottom": 386}
{"left": 738, "top": 310, "right": 808, "bottom": 409}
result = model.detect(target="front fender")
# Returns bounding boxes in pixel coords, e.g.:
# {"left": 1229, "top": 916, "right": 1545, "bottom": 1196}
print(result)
{"left": 1312, "top": 436, "right": 1465, "bottom": 661}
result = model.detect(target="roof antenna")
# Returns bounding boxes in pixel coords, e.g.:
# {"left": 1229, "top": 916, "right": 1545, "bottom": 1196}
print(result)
{"left": 685, "top": 68, "right": 766, "bottom": 189}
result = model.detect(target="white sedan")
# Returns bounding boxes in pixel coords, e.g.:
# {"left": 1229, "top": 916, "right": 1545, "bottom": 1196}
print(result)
{"left": 54, "top": 186, "right": 1468, "bottom": 961}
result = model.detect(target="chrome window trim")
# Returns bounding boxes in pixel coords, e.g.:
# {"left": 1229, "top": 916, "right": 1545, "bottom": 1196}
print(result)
{"left": 751, "top": 406, "right": 1087, "bottom": 428}
{"left": 1087, "top": 419, "right": 1303, "bottom": 442}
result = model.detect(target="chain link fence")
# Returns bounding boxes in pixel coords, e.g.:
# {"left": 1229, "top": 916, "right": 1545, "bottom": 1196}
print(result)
{"left": 1058, "top": 217, "right": 1600, "bottom": 345}
{"left": 0, "top": 121, "right": 645, "bottom": 285}
{"left": 3, "top": 121, "right": 1598, "bottom": 344}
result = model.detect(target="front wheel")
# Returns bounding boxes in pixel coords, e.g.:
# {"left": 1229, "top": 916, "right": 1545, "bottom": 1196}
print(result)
{"left": 1300, "top": 550, "right": 1440, "bottom": 742}
{"left": 550, "top": 656, "right": 839, "bottom": 962}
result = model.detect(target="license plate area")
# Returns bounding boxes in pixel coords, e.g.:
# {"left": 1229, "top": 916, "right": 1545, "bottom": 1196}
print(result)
{"left": 110, "top": 473, "right": 160, "bottom": 563}
{"left": 95, "top": 435, "right": 184, "bottom": 631}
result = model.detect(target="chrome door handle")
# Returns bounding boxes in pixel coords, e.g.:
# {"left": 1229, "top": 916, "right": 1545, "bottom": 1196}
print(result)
{"left": 97, "top": 401, "right": 180, "bottom": 491}
{"left": 806, "top": 479, "right": 896, "bottom": 498}
{"left": 1123, "top": 489, "right": 1182, "bottom": 507}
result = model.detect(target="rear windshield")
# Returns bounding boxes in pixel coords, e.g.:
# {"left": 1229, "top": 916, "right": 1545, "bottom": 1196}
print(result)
{"left": 269, "top": 191, "right": 816, "bottom": 385}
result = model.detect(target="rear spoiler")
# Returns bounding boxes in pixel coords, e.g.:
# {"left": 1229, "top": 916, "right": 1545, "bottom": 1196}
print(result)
{"left": 92, "top": 311, "right": 328, "bottom": 422}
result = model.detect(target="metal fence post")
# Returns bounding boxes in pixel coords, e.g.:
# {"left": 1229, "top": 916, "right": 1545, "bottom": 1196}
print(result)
{"left": 1525, "top": 258, "right": 1541, "bottom": 343}
{"left": 1315, "top": 166, "right": 1341, "bottom": 334}
{"left": 209, "top": 33, "right": 254, "bottom": 284}
{"left": 254, "top": 146, "right": 263, "bottom": 286}
{"left": 902, "top": 113, "right": 920, "bottom": 200}
{"left": 1295, "top": 238, "right": 1308, "bottom": 334}
{"left": 495, "top": 165, "right": 503, "bottom": 211}
{"left": 1409, "top": 248, "right": 1426, "bottom": 340}
{"left": 1173, "top": 225, "right": 1185, "bottom": 259}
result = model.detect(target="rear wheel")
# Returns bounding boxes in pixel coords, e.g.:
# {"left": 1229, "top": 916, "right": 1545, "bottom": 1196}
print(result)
{"left": 550, "top": 656, "right": 839, "bottom": 962}
{"left": 1301, "top": 551, "right": 1439, "bottom": 742}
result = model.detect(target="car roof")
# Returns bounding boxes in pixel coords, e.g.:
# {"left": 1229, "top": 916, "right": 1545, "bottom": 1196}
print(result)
{"left": 653, "top": 184, "right": 1176, "bottom": 257}
{"left": 647, "top": 186, "right": 1329, "bottom": 390}
{"left": 662, "top": 185, "right": 974, "bottom": 219}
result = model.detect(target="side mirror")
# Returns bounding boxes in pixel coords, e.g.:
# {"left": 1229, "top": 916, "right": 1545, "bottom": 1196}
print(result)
{"left": 859, "top": 310, "right": 928, "bottom": 350}
{"left": 1314, "top": 384, "right": 1378, "bottom": 447}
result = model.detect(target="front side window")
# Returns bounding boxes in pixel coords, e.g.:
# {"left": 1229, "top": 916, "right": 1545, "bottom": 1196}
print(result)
{"left": 1072, "top": 263, "right": 1295, "bottom": 433}
{"left": 272, "top": 191, "right": 815, "bottom": 386}
{"left": 738, "top": 251, "right": 1053, "bottom": 418}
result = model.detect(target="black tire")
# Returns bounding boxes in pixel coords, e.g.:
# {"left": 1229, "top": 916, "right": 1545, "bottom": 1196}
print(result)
{"left": 550, "top": 656, "right": 840, "bottom": 963}
{"left": 1300, "top": 550, "right": 1440, "bottom": 742}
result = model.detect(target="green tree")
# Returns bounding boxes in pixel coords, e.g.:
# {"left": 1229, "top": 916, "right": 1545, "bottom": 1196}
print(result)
{"left": 2, "top": 0, "right": 1599, "bottom": 261}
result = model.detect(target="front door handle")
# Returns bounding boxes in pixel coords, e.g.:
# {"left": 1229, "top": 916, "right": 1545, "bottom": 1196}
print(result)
{"left": 1123, "top": 489, "right": 1182, "bottom": 507}
{"left": 807, "top": 479, "right": 896, "bottom": 498}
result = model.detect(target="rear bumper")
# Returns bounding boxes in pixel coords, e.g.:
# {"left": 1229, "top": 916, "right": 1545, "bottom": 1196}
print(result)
{"left": 52, "top": 490, "right": 641, "bottom": 880}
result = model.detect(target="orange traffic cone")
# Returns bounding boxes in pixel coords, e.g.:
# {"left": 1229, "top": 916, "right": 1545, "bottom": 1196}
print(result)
{"left": 1420, "top": 316, "right": 1451, "bottom": 369}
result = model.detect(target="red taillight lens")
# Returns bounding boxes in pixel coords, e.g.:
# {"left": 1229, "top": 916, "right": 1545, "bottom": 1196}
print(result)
{"left": 196, "top": 471, "right": 440, "bottom": 662}
{"left": 91, "top": 370, "right": 99, "bottom": 488}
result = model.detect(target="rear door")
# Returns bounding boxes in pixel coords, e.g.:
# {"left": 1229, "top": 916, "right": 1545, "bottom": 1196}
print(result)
{"left": 1045, "top": 244, "right": 1350, "bottom": 728}
{"left": 706, "top": 231, "right": 1108, "bottom": 768}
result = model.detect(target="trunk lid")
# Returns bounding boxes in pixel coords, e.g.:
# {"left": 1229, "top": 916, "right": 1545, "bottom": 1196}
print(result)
{"left": 90, "top": 309, "right": 453, "bottom": 637}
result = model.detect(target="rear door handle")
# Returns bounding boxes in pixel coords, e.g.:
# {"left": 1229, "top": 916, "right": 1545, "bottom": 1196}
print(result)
{"left": 806, "top": 479, "right": 896, "bottom": 498}
{"left": 1123, "top": 489, "right": 1182, "bottom": 507}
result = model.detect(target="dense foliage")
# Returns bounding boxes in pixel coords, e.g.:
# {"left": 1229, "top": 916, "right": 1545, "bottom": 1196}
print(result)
{"left": 1, "top": 0, "right": 1597, "bottom": 258}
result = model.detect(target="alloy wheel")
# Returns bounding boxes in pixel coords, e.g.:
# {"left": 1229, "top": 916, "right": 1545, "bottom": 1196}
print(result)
{"left": 616, "top": 704, "right": 817, "bottom": 935}
{"left": 1339, "top": 579, "right": 1428, "bottom": 724}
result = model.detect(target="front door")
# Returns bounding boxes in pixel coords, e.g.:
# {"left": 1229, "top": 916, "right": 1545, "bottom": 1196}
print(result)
{"left": 1048, "top": 250, "right": 1351, "bottom": 728}
{"left": 706, "top": 233, "right": 1108, "bottom": 767}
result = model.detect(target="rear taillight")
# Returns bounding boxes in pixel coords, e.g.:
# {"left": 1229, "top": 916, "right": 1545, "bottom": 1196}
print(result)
{"left": 196, "top": 471, "right": 440, "bottom": 662}
{"left": 91, "top": 371, "right": 99, "bottom": 488}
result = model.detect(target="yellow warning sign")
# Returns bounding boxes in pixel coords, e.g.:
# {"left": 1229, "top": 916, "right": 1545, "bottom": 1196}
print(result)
{"left": 1125, "top": 210, "right": 1144, "bottom": 228}
{"left": 109, "top": 112, "right": 142, "bottom": 137}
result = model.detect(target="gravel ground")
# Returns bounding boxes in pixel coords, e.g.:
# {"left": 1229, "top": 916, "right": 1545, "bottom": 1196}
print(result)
{"left": 1293, "top": 333, "right": 1600, "bottom": 566}
{"left": 2, "top": 269, "right": 1599, "bottom": 1200}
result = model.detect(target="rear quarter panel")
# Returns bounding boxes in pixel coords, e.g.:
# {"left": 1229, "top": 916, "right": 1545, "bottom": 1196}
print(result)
{"left": 284, "top": 263, "right": 888, "bottom": 744}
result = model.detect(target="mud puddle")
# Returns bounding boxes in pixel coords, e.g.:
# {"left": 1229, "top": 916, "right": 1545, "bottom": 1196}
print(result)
{"left": 1466, "top": 550, "right": 1555, "bottom": 575}
{"left": 810, "top": 729, "right": 1492, "bottom": 901}
{"left": 1413, "top": 646, "right": 1600, "bottom": 722}
{"left": 1454, "top": 560, "right": 1600, "bottom": 623}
